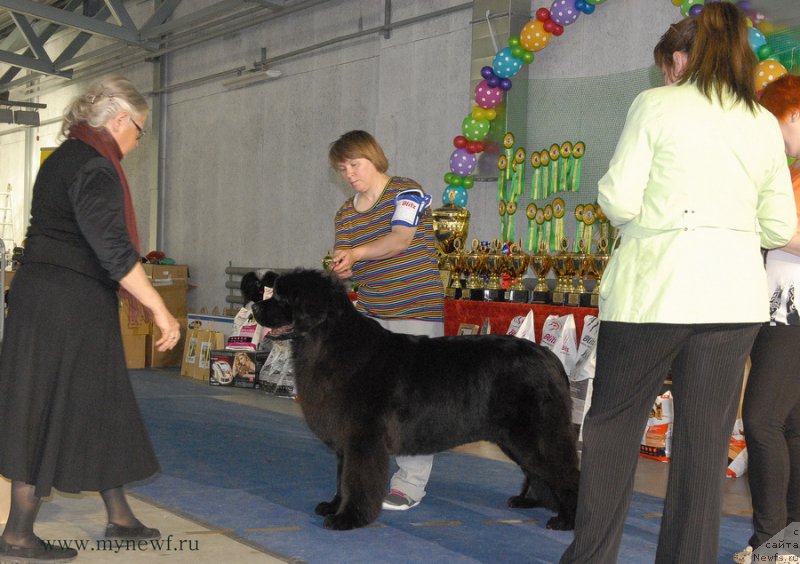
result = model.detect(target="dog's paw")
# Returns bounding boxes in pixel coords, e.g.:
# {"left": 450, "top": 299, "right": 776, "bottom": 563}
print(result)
{"left": 545, "top": 514, "right": 575, "bottom": 531}
{"left": 315, "top": 500, "right": 339, "bottom": 516}
{"left": 323, "top": 513, "right": 363, "bottom": 531}
{"left": 507, "top": 495, "right": 542, "bottom": 509}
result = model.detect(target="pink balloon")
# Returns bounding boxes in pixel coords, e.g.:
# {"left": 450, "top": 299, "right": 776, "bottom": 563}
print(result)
{"left": 474, "top": 79, "right": 504, "bottom": 110}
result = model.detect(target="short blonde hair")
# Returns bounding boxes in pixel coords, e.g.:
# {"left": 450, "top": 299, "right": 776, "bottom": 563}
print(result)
{"left": 60, "top": 75, "right": 148, "bottom": 138}
{"left": 328, "top": 130, "right": 389, "bottom": 173}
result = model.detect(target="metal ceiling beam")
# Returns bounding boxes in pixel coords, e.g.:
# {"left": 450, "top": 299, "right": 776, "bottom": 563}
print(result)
{"left": 9, "top": 12, "right": 49, "bottom": 62}
{"left": 0, "top": 0, "right": 157, "bottom": 48}
{"left": 0, "top": 48, "right": 71, "bottom": 77}
{"left": 140, "top": 0, "right": 182, "bottom": 36}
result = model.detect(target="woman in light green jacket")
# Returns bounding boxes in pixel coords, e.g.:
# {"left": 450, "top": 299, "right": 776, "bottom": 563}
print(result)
{"left": 561, "top": 5, "right": 797, "bottom": 564}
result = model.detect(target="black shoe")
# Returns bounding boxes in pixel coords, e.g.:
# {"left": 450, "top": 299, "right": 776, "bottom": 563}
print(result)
{"left": 0, "top": 537, "right": 77, "bottom": 562}
{"left": 104, "top": 523, "right": 161, "bottom": 541}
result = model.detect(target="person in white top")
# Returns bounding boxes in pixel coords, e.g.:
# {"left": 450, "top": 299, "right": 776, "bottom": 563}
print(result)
{"left": 560, "top": 5, "right": 797, "bottom": 564}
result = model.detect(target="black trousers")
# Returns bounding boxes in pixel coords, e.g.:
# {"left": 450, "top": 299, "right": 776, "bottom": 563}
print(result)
{"left": 560, "top": 321, "right": 760, "bottom": 564}
{"left": 743, "top": 324, "right": 800, "bottom": 548}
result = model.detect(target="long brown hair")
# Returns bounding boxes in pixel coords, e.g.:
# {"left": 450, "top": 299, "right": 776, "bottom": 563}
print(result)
{"left": 678, "top": 2, "right": 757, "bottom": 112}
{"left": 653, "top": 17, "right": 696, "bottom": 77}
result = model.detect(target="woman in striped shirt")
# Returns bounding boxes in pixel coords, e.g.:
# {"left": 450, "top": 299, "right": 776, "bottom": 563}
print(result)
{"left": 329, "top": 130, "right": 444, "bottom": 511}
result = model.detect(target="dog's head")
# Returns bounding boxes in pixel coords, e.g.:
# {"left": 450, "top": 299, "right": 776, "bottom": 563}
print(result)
{"left": 250, "top": 269, "right": 347, "bottom": 339}
{"left": 240, "top": 271, "right": 279, "bottom": 304}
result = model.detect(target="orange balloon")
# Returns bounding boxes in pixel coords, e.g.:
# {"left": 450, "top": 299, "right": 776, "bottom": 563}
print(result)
{"left": 755, "top": 59, "right": 788, "bottom": 91}
{"left": 520, "top": 20, "right": 551, "bottom": 52}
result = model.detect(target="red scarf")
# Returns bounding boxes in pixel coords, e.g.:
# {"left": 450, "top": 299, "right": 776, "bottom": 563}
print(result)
{"left": 68, "top": 123, "right": 140, "bottom": 252}
{"left": 69, "top": 122, "right": 147, "bottom": 325}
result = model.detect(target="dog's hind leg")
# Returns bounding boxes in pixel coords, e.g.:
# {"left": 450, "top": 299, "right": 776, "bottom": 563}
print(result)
{"left": 323, "top": 440, "right": 389, "bottom": 531}
{"left": 315, "top": 452, "right": 343, "bottom": 517}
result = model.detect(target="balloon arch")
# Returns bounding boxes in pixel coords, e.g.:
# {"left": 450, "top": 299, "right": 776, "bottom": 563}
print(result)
{"left": 440, "top": 0, "right": 794, "bottom": 211}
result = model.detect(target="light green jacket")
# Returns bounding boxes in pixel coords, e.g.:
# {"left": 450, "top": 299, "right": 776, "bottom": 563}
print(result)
{"left": 598, "top": 83, "right": 797, "bottom": 324}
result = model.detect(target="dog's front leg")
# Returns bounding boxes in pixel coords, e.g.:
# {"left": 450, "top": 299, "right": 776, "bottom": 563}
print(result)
{"left": 323, "top": 440, "right": 389, "bottom": 530}
{"left": 315, "top": 452, "right": 343, "bottom": 517}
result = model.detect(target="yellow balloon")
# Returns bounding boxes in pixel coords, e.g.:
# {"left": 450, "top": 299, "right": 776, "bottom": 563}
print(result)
{"left": 485, "top": 108, "right": 497, "bottom": 121}
{"left": 471, "top": 106, "right": 486, "bottom": 121}
{"left": 520, "top": 20, "right": 551, "bottom": 52}
{"left": 755, "top": 59, "right": 788, "bottom": 91}
{"left": 671, "top": 0, "right": 681, "bottom": 5}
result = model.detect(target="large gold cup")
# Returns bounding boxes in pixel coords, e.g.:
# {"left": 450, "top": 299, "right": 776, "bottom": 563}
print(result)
{"left": 588, "top": 238, "right": 610, "bottom": 308}
{"left": 529, "top": 240, "right": 552, "bottom": 304}
{"left": 432, "top": 203, "right": 471, "bottom": 257}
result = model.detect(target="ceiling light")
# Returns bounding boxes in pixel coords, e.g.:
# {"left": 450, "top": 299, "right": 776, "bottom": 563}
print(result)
{"left": 0, "top": 109, "right": 13, "bottom": 124}
{"left": 222, "top": 69, "right": 283, "bottom": 90}
{"left": 13, "top": 110, "right": 40, "bottom": 126}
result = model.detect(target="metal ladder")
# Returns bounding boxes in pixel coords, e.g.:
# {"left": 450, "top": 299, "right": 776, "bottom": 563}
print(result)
{"left": 0, "top": 184, "right": 15, "bottom": 256}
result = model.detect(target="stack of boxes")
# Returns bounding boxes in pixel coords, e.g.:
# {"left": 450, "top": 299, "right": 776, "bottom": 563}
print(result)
{"left": 119, "top": 264, "right": 189, "bottom": 368}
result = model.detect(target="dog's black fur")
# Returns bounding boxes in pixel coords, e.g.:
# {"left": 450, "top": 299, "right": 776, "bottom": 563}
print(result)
{"left": 250, "top": 269, "right": 579, "bottom": 531}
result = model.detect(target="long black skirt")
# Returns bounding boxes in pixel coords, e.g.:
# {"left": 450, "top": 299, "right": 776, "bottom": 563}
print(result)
{"left": 0, "top": 263, "right": 159, "bottom": 497}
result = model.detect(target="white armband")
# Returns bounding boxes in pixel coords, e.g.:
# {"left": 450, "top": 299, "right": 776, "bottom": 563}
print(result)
{"left": 391, "top": 189, "right": 432, "bottom": 227}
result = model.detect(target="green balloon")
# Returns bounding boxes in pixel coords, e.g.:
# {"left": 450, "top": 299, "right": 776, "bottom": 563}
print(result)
{"left": 521, "top": 50, "right": 535, "bottom": 65}
{"left": 757, "top": 44, "right": 774, "bottom": 61}
{"left": 585, "top": 0, "right": 606, "bottom": 4}
{"left": 461, "top": 116, "right": 490, "bottom": 142}
{"left": 508, "top": 35, "right": 520, "bottom": 48}
{"left": 462, "top": 176, "right": 475, "bottom": 189}
{"left": 444, "top": 172, "right": 456, "bottom": 185}
{"left": 511, "top": 45, "right": 525, "bottom": 59}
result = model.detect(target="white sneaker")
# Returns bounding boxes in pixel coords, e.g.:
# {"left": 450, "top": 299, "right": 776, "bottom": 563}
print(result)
{"left": 381, "top": 489, "right": 420, "bottom": 511}
{"left": 733, "top": 546, "right": 753, "bottom": 564}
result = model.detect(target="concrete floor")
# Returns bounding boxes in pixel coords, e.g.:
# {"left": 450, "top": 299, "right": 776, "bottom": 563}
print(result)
{"left": 0, "top": 385, "right": 753, "bottom": 563}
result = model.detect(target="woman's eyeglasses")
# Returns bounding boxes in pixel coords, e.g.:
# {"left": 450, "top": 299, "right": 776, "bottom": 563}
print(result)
{"left": 129, "top": 116, "right": 145, "bottom": 141}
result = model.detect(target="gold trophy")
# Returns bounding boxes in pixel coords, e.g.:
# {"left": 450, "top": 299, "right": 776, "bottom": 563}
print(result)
{"left": 506, "top": 241, "right": 531, "bottom": 303}
{"left": 529, "top": 240, "right": 552, "bottom": 304}
{"left": 588, "top": 238, "right": 610, "bottom": 308}
{"left": 483, "top": 240, "right": 507, "bottom": 301}
{"left": 322, "top": 250, "right": 334, "bottom": 271}
{"left": 551, "top": 238, "right": 575, "bottom": 305}
{"left": 463, "top": 238, "right": 486, "bottom": 300}
{"left": 432, "top": 200, "right": 471, "bottom": 258}
{"left": 445, "top": 238, "right": 467, "bottom": 299}
{"left": 567, "top": 239, "right": 591, "bottom": 307}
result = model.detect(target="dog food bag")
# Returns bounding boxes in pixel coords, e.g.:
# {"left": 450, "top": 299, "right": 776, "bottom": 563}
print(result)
{"left": 508, "top": 311, "right": 536, "bottom": 342}
{"left": 570, "top": 316, "right": 599, "bottom": 382}
{"left": 726, "top": 418, "right": 748, "bottom": 478}
{"left": 640, "top": 391, "right": 673, "bottom": 462}
{"left": 259, "top": 341, "right": 296, "bottom": 398}
{"left": 226, "top": 307, "right": 264, "bottom": 351}
{"left": 540, "top": 314, "right": 578, "bottom": 374}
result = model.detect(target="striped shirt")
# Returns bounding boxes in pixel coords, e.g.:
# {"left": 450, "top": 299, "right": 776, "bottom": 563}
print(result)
{"left": 334, "top": 176, "right": 444, "bottom": 322}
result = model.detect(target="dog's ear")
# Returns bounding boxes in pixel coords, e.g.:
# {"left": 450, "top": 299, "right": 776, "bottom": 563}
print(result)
{"left": 261, "top": 271, "right": 278, "bottom": 290}
{"left": 240, "top": 271, "right": 263, "bottom": 304}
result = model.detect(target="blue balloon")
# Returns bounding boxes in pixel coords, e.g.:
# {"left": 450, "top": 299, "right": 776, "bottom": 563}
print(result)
{"left": 492, "top": 47, "right": 523, "bottom": 79}
{"left": 442, "top": 185, "right": 468, "bottom": 207}
{"left": 748, "top": 27, "right": 767, "bottom": 52}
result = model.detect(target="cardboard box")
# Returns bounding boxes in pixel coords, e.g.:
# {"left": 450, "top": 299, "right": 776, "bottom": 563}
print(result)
{"left": 180, "top": 329, "right": 225, "bottom": 380}
{"left": 187, "top": 313, "right": 236, "bottom": 339}
{"left": 119, "top": 300, "right": 150, "bottom": 336}
{"left": 155, "top": 285, "right": 188, "bottom": 319}
{"left": 0, "top": 475, "right": 10, "bottom": 525}
{"left": 143, "top": 264, "right": 189, "bottom": 287}
{"left": 122, "top": 333, "right": 146, "bottom": 369}
{"left": 146, "top": 317, "right": 188, "bottom": 368}
{"left": 209, "top": 349, "right": 269, "bottom": 389}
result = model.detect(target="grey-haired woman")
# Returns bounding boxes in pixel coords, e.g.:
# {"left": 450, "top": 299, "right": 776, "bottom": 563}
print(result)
{"left": 0, "top": 76, "right": 180, "bottom": 562}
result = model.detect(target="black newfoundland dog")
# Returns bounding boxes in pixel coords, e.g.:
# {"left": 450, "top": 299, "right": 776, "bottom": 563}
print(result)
{"left": 247, "top": 269, "right": 579, "bottom": 531}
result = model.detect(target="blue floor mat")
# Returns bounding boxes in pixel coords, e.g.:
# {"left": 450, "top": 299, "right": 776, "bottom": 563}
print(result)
{"left": 129, "top": 369, "right": 752, "bottom": 563}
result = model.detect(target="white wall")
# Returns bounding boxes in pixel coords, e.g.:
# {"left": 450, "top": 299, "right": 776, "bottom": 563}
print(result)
{"left": 0, "top": 0, "right": 683, "bottom": 311}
